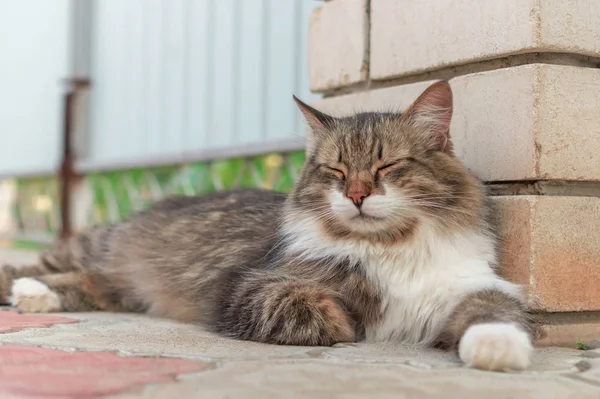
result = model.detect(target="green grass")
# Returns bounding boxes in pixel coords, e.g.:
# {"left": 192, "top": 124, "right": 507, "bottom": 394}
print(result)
{"left": 9, "top": 240, "right": 49, "bottom": 251}
{"left": 577, "top": 339, "right": 588, "bottom": 350}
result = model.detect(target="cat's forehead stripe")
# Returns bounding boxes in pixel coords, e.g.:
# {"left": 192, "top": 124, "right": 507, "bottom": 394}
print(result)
{"left": 329, "top": 113, "right": 394, "bottom": 163}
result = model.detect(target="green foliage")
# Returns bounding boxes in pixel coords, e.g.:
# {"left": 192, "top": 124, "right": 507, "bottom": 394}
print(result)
{"left": 577, "top": 339, "right": 589, "bottom": 351}
{"left": 10, "top": 151, "right": 307, "bottom": 248}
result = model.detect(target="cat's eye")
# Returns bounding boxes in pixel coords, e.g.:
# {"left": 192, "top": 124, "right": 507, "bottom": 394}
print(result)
{"left": 375, "top": 158, "right": 416, "bottom": 177}
{"left": 323, "top": 166, "right": 345, "bottom": 180}
{"left": 377, "top": 164, "right": 396, "bottom": 173}
{"left": 376, "top": 163, "right": 397, "bottom": 177}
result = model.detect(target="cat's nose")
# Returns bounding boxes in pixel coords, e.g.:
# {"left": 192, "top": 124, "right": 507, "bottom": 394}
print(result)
{"left": 347, "top": 191, "right": 369, "bottom": 208}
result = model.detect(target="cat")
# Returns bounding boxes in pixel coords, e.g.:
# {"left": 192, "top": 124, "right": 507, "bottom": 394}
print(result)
{"left": 0, "top": 81, "right": 535, "bottom": 371}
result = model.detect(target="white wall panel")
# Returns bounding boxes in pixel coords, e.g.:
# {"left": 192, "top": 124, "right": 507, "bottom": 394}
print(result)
{"left": 0, "top": 0, "right": 70, "bottom": 175}
{"left": 237, "top": 0, "right": 267, "bottom": 145}
{"left": 85, "top": 0, "right": 320, "bottom": 165}
{"left": 185, "top": 0, "right": 211, "bottom": 152}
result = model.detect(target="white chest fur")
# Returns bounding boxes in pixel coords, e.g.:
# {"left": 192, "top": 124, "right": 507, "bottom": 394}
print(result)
{"left": 283, "top": 218, "right": 521, "bottom": 345}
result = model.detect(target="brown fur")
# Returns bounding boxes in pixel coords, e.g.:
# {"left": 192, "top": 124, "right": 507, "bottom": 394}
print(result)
{"left": 434, "top": 289, "right": 535, "bottom": 351}
{"left": 1, "top": 82, "right": 533, "bottom": 354}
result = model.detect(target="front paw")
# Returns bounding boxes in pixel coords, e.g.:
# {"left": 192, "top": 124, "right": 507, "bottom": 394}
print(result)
{"left": 458, "top": 323, "right": 532, "bottom": 371}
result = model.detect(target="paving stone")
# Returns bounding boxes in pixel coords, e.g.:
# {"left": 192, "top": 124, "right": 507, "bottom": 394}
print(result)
{"left": 0, "top": 312, "right": 316, "bottom": 359}
{"left": 586, "top": 340, "right": 600, "bottom": 350}
{"left": 308, "top": 0, "right": 368, "bottom": 91}
{"left": 0, "top": 312, "right": 583, "bottom": 369}
{"left": 315, "top": 64, "right": 600, "bottom": 182}
{"left": 575, "top": 360, "right": 593, "bottom": 372}
{"left": 112, "top": 357, "right": 600, "bottom": 399}
{"left": 0, "top": 346, "right": 207, "bottom": 398}
{"left": 370, "top": 0, "right": 600, "bottom": 80}
{"left": 568, "top": 359, "right": 600, "bottom": 386}
{"left": 581, "top": 352, "right": 600, "bottom": 359}
{"left": 0, "top": 309, "right": 593, "bottom": 398}
{"left": 0, "top": 309, "right": 77, "bottom": 333}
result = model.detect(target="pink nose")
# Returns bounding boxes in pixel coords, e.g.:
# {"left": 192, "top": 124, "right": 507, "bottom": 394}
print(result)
{"left": 347, "top": 191, "right": 368, "bottom": 207}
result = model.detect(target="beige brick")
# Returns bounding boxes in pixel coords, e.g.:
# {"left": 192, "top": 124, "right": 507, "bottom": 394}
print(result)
{"left": 308, "top": 0, "right": 368, "bottom": 92}
{"left": 370, "top": 0, "right": 600, "bottom": 80}
{"left": 315, "top": 64, "right": 600, "bottom": 181}
{"left": 535, "top": 66, "right": 600, "bottom": 180}
{"left": 493, "top": 196, "right": 600, "bottom": 312}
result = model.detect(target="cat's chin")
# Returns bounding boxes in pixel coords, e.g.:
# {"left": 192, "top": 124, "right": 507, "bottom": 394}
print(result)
{"left": 351, "top": 213, "right": 386, "bottom": 222}
{"left": 326, "top": 212, "right": 422, "bottom": 243}
{"left": 338, "top": 215, "right": 395, "bottom": 235}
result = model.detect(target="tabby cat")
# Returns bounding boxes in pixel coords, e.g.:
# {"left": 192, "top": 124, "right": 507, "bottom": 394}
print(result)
{"left": 0, "top": 82, "right": 534, "bottom": 371}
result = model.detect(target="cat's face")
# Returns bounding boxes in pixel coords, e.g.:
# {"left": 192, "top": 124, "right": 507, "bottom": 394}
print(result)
{"left": 289, "top": 82, "right": 482, "bottom": 241}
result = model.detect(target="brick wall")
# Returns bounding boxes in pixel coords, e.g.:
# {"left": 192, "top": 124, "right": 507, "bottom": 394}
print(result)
{"left": 308, "top": 0, "right": 600, "bottom": 347}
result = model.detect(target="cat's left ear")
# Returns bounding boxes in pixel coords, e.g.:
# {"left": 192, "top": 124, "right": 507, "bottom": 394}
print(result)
{"left": 293, "top": 95, "right": 335, "bottom": 132}
{"left": 294, "top": 96, "right": 337, "bottom": 155}
{"left": 400, "top": 81, "right": 453, "bottom": 151}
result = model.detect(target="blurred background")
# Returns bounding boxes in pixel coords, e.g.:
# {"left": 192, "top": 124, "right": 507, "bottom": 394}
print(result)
{"left": 0, "top": 0, "right": 320, "bottom": 248}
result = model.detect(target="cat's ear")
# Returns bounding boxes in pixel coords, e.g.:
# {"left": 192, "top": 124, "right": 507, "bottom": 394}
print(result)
{"left": 400, "top": 81, "right": 453, "bottom": 151}
{"left": 293, "top": 95, "right": 335, "bottom": 132}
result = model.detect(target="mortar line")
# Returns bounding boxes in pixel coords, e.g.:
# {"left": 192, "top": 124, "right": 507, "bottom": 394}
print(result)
{"left": 321, "top": 52, "right": 600, "bottom": 98}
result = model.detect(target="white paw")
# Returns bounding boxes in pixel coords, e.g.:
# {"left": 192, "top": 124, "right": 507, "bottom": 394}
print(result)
{"left": 459, "top": 323, "right": 532, "bottom": 371}
{"left": 10, "top": 278, "right": 61, "bottom": 313}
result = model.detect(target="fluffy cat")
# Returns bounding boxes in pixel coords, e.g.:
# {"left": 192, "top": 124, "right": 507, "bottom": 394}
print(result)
{"left": 0, "top": 82, "right": 534, "bottom": 371}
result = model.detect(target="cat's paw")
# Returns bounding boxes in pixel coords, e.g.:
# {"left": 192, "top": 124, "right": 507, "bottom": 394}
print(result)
{"left": 10, "top": 278, "right": 61, "bottom": 313}
{"left": 458, "top": 323, "right": 532, "bottom": 371}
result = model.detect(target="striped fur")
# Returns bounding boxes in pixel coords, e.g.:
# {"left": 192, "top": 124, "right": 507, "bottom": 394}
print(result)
{"left": 1, "top": 82, "right": 535, "bottom": 370}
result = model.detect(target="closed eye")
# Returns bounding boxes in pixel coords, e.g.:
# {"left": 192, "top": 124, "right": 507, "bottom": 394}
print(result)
{"left": 322, "top": 165, "right": 345, "bottom": 179}
{"left": 376, "top": 163, "right": 397, "bottom": 173}
{"left": 376, "top": 158, "right": 416, "bottom": 177}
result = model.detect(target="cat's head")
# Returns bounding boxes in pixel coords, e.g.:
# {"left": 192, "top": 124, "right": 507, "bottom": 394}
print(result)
{"left": 286, "top": 82, "right": 484, "bottom": 243}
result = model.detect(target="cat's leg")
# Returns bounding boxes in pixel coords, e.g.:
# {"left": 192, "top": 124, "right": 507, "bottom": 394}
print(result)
{"left": 1, "top": 264, "right": 49, "bottom": 303}
{"left": 1, "top": 228, "right": 110, "bottom": 304}
{"left": 9, "top": 272, "right": 106, "bottom": 313}
{"left": 435, "top": 288, "right": 535, "bottom": 371}
{"left": 216, "top": 277, "right": 356, "bottom": 346}
{"left": 0, "top": 251, "right": 72, "bottom": 304}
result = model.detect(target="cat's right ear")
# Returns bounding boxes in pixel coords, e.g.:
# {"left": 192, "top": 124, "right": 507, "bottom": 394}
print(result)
{"left": 293, "top": 95, "right": 335, "bottom": 132}
{"left": 400, "top": 81, "right": 453, "bottom": 151}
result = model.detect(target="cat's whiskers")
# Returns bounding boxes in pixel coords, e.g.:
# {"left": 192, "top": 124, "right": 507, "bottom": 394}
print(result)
{"left": 405, "top": 201, "right": 477, "bottom": 215}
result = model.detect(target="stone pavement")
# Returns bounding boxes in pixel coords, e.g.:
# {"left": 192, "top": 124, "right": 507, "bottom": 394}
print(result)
{"left": 1, "top": 249, "right": 600, "bottom": 398}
